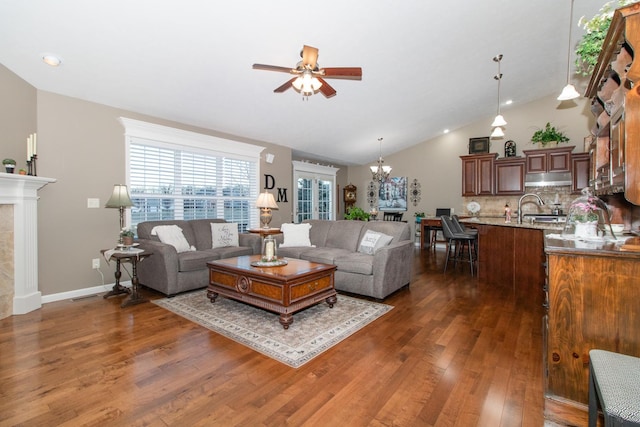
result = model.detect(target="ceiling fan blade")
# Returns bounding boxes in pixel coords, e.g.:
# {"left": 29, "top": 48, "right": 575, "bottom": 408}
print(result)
{"left": 321, "top": 67, "right": 363, "bottom": 80}
{"left": 253, "top": 63, "right": 296, "bottom": 73}
{"left": 316, "top": 77, "right": 337, "bottom": 98}
{"left": 274, "top": 77, "right": 297, "bottom": 93}
{"left": 301, "top": 45, "right": 319, "bottom": 69}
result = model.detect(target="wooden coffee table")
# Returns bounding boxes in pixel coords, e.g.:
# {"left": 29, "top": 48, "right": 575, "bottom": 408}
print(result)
{"left": 207, "top": 255, "right": 337, "bottom": 329}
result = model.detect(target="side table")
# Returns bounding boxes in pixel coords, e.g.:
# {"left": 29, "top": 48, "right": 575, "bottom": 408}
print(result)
{"left": 248, "top": 227, "right": 282, "bottom": 238}
{"left": 101, "top": 248, "right": 153, "bottom": 308}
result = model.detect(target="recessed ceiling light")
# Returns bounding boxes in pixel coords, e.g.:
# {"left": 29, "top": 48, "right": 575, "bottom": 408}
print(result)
{"left": 505, "top": 99, "right": 513, "bottom": 105}
{"left": 443, "top": 129, "right": 450, "bottom": 134}
{"left": 42, "top": 54, "right": 62, "bottom": 67}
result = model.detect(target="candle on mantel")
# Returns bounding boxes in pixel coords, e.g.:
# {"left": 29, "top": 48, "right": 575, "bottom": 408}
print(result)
{"left": 33, "top": 133, "right": 37, "bottom": 156}
{"left": 27, "top": 135, "right": 32, "bottom": 159}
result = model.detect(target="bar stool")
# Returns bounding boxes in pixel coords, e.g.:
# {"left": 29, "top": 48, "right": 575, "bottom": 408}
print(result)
{"left": 588, "top": 349, "right": 640, "bottom": 427}
{"left": 440, "top": 215, "right": 476, "bottom": 276}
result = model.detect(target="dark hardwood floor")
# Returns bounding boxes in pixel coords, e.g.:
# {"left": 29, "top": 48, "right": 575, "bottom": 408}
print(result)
{"left": 0, "top": 246, "right": 546, "bottom": 426}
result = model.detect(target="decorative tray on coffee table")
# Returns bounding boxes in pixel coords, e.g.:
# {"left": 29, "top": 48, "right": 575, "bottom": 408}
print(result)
{"left": 251, "top": 259, "right": 288, "bottom": 267}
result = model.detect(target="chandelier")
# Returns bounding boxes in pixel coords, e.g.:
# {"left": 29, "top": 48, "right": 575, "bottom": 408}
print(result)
{"left": 370, "top": 137, "right": 392, "bottom": 182}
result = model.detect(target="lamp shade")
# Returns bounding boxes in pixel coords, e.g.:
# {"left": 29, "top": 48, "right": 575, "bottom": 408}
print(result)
{"left": 256, "top": 192, "right": 278, "bottom": 209}
{"left": 557, "top": 84, "right": 580, "bottom": 101}
{"left": 491, "top": 114, "right": 507, "bottom": 127}
{"left": 490, "top": 126, "right": 505, "bottom": 138}
{"left": 105, "top": 184, "right": 134, "bottom": 208}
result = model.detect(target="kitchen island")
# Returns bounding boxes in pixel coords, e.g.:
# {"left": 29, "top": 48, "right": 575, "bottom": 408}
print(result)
{"left": 462, "top": 217, "right": 564, "bottom": 305}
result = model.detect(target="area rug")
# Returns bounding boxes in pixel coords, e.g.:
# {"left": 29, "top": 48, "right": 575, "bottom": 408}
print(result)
{"left": 153, "top": 291, "right": 393, "bottom": 368}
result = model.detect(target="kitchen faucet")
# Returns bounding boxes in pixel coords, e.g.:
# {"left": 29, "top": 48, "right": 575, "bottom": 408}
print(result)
{"left": 517, "top": 193, "right": 545, "bottom": 224}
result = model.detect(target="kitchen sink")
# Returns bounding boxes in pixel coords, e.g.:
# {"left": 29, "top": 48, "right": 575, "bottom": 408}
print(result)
{"left": 522, "top": 214, "right": 567, "bottom": 223}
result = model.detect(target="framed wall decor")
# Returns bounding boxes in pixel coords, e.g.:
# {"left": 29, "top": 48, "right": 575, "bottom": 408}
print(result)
{"left": 469, "top": 137, "right": 490, "bottom": 154}
{"left": 378, "top": 176, "right": 408, "bottom": 211}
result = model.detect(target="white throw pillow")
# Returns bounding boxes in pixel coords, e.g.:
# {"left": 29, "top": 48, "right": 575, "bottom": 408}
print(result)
{"left": 211, "top": 223, "right": 239, "bottom": 248}
{"left": 151, "top": 225, "right": 195, "bottom": 253}
{"left": 358, "top": 230, "right": 393, "bottom": 255}
{"left": 279, "top": 223, "right": 313, "bottom": 247}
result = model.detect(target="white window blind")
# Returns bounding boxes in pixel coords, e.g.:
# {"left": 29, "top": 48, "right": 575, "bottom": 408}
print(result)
{"left": 120, "top": 118, "right": 263, "bottom": 233}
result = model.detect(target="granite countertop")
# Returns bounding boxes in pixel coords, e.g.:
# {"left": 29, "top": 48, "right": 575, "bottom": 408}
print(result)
{"left": 461, "top": 216, "right": 566, "bottom": 231}
{"left": 544, "top": 230, "right": 640, "bottom": 258}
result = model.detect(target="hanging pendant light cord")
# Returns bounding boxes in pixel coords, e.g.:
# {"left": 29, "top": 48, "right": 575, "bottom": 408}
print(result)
{"left": 565, "top": 0, "right": 575, "bottom": 84}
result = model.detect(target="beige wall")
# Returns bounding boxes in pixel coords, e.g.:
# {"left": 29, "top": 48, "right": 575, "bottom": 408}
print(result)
{"left": 0, "top": 64, "right": 36, "bottom": 168}
{"left": 346, "top": 94, "right": 595, "bottom": 225}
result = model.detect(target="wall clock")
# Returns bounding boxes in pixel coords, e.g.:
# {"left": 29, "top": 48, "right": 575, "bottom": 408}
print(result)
{"left": 343, "top": 184, "right": 357, "bottom": 210}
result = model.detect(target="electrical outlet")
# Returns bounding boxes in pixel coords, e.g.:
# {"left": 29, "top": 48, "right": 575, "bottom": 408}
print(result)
{"left": 92, "top": 258, "right": 100, "bottom": 269}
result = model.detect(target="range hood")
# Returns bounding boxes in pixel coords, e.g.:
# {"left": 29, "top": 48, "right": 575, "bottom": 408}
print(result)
{"left": 524, "top": 172, "right": 572, "bottom": 187}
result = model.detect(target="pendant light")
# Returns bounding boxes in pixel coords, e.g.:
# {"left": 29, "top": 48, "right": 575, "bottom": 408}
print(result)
{"left": 491, "top": 54, "right": 506, "bottom": 139}
{"left": 558, "top": 0, "right": 580, "bottom": 100}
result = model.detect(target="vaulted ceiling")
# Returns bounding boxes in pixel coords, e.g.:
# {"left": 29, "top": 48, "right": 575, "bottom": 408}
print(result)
{"left": 0, "top": 0, "right": 608, "bottom": 165}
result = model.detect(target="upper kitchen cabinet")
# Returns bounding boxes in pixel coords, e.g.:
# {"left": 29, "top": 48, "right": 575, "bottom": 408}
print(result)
{"left": 523, "top": 146, "right": 574, "bottom": 174}
{"left": 495, "top": 157, "right": 525, "bottom": 195}
{"left": 585, "top": 2, "right": 640, "bottom": 205}
{"left": 460, "top": 153, "right": 497, "bottom": 196}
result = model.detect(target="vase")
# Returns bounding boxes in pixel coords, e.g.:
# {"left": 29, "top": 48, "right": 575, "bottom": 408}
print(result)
{"left": 574, "top": 221, "right": 598, "bottom": 238}
{"left": 122, "top": 236, "right": 134, "bottom": 246}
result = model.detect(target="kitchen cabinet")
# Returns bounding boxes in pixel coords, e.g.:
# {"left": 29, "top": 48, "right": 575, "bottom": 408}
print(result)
{"left": 544, "top": 235, "right": 640, "bottom": 426}
{"left": 585, "top": 2, "right": 640, "bottom": 204}
{"left": 495, "top": 157, "right": 525, "bottom": 195}
{"left": 460, "top": 153, "right": 497, "bottom": 196}
{"left": 523, "top": 146, "right": 574, "bottom": 174}
{"left": 571, "top": 153, "right": 590, "bottom": 194}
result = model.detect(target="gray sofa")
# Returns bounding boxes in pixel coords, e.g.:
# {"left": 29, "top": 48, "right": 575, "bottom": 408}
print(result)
{"left": 275, "top": 219, "right": 413, "bottom": 300}
{"left": 135, "top": 219, "right": 261, "bottom": 296}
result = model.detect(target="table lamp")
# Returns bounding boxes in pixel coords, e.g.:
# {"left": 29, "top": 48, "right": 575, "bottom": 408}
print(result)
{"left": 255, "top": 191, "right": 278, "bottom": 229}
{"left": 105, "top": 184, "right": 134, "bottom": 243}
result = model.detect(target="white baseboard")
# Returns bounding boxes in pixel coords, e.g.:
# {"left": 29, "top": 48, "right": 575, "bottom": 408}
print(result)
{"left": 41, "top": 281, "right": 132, "bottom": 304}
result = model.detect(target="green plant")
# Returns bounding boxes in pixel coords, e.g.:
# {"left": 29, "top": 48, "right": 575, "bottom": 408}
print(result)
{"left": 414, "top": 211, "right": 425, "bottom": 217}
{"left": 344, "top": 206, "right": 370, "bottom": 221}
{"left": 531, "top": 122, "right": 570, "bottom": 146}
{"left": 120, "top": 227, "right": 135, "bottom": 237}
{"left": 2, "top": 158, "right": 16, "bottom": 165}
{"left": 575, "top": 0, "right": 633, "bottom": 76}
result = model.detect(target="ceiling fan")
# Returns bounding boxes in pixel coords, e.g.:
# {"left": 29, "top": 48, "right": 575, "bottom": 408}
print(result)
{"left": 252, "top": 45, "right": 362, "bottom": 98}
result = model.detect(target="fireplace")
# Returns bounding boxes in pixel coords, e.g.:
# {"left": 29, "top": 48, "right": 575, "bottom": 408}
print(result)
{"left": 0, "top": 173, "right": 55, "bottom": 319}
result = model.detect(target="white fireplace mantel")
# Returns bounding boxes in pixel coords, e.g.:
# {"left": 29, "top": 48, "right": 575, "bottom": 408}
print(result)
{"left": 0, "top": 173, "right": 56, "bottom": 315}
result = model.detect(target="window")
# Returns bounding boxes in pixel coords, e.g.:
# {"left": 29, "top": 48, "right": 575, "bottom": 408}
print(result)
{"left": 292, "top": 161, "right": 339, "bottom": 222}
{"left": 120, "top": 118, "right": 264, "bottom": 233}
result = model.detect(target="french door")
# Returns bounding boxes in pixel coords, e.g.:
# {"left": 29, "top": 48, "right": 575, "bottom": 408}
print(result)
{"left": 292, "top": 161, "right": 338, "bottom": 223}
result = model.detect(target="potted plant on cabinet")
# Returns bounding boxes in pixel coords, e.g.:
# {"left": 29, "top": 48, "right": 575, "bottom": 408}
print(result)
{"left": 3, "top": 158, "right": 16, "bottom": 173}
{"left": 531, "top": 122, "right": 570, "bottom": 147}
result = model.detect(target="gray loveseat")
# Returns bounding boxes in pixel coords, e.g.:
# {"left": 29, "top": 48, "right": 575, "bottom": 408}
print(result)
{"left": 135, "top": 219, "right": 261, "bottom": 296}
{"left": 275, "top": 219, "right": 413, "bottom": 300}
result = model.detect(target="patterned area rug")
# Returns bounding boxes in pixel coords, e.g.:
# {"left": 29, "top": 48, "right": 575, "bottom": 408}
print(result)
{"left": 153, "top": 291, "right": 393, "bottom": 368}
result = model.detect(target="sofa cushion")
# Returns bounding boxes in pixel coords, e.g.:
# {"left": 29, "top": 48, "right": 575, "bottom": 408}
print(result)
{"left": 334, "top": 252, "right": 374, "bottom": 275}
{"left": 304, "top": 220, "right": 332, "bottom": 247}
{"left": 300, "top": 247, "right": 352, "bottom": 265}
{"left": 358, "top": 230, "right": 393, "bottom": 255}
{"left": 280, "top": 223, "right": 313, "bottom": 247}
{"left": 137, "top": 220, "right": 196, "bottom": 246}
{"left": 189, "top": 219, "right": 227, "bottom": 250}
{"left": 277, "top": 246, "right": 315, "bottom": 259}
{"left": 210, "top": 222, "right": 239, "bottom": 248}
{"left": 324, "top": 220, "right": 365, "bottom": 251}
{"left": 177, "top": 247, "right": 253, "bottom": 272}
{"left": 151, "top": 225, "right": 195, "bottom": 253}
